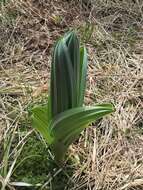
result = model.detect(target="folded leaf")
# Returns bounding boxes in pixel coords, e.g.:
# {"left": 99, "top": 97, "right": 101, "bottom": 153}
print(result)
{"left": 50, "top": 104, "right": 115, "bottom": 141}
{"left": 31, "top": 31, "right": 115, "bottom": 164}
{"left": 49, "top": 103, "right": 115, "bottom": 162}
{"left": 50, "top": 38, "right": 75, "bottom": 117}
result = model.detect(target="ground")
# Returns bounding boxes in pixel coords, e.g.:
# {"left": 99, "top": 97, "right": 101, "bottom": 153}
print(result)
{"left": 0, "top": 0, "right": 143, "bottom": 190}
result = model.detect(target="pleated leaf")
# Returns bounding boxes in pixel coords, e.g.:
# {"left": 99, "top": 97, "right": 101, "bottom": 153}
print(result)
{"left": 50, "top": 104, "right": 114, "bottom": 140}
{"left": 50, "top": 38, "right": 75, "bottom": 118}
{"left": 64, "top": 32, "right": 80, "bottom": 106}
{"left": 31, "top": 105, "right": 53, "bottom": 144}
{"left": 49, "top": 103, "right": 115, "bottom": 161}
{"left": 31, "top": 31, "right": 115, "bottom": 164}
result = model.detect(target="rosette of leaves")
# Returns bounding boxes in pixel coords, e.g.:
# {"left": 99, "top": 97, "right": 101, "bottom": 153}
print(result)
{"left": 31, "top": 32, "right": 115, "bottom": 163}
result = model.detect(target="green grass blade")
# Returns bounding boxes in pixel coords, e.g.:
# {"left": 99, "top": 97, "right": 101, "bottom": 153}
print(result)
{"left": 78, "top": 46, "right": 88, "bottom": 106}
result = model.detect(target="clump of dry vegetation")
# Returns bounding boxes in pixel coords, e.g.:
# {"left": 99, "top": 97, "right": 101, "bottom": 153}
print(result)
{"left": 0, "top": 0, "right": 143, "bottom": 190}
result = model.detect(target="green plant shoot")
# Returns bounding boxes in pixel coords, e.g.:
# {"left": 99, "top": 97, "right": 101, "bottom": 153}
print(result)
{"left": 31, "top": 31, "right": 115, "bottom": 163}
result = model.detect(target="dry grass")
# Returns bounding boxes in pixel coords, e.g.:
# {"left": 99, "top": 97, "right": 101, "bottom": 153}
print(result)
{"left": 0, "top": 0, "right": 143, "bottom": 189}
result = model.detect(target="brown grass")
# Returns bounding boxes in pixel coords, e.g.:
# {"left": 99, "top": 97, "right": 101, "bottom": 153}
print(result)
{"left": 0, "top": 0, "right": 143, "bottom": 189}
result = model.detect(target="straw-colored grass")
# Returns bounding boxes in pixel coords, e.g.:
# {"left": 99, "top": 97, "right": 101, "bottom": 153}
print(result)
{"left": 0, "top": 0, "right": 143, "bottom": 189}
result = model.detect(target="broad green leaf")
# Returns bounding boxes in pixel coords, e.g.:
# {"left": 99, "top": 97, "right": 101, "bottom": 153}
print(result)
{"left": 51, "top": 125, "right": 86, "bottom": 162}
{"left": 31, "top": 106, "right": 53, "bottom": 144}
{"left": 50, "top": 38, "right": 75, "bottom": 117}
{"left": 64, "top": 32, "right": 80, "bottom": 106}
{"left": 50, "top": 104, "right": 115, "bottom": 140}
{"left": 50, "top": 103, "right": 114, "bottom": 162}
